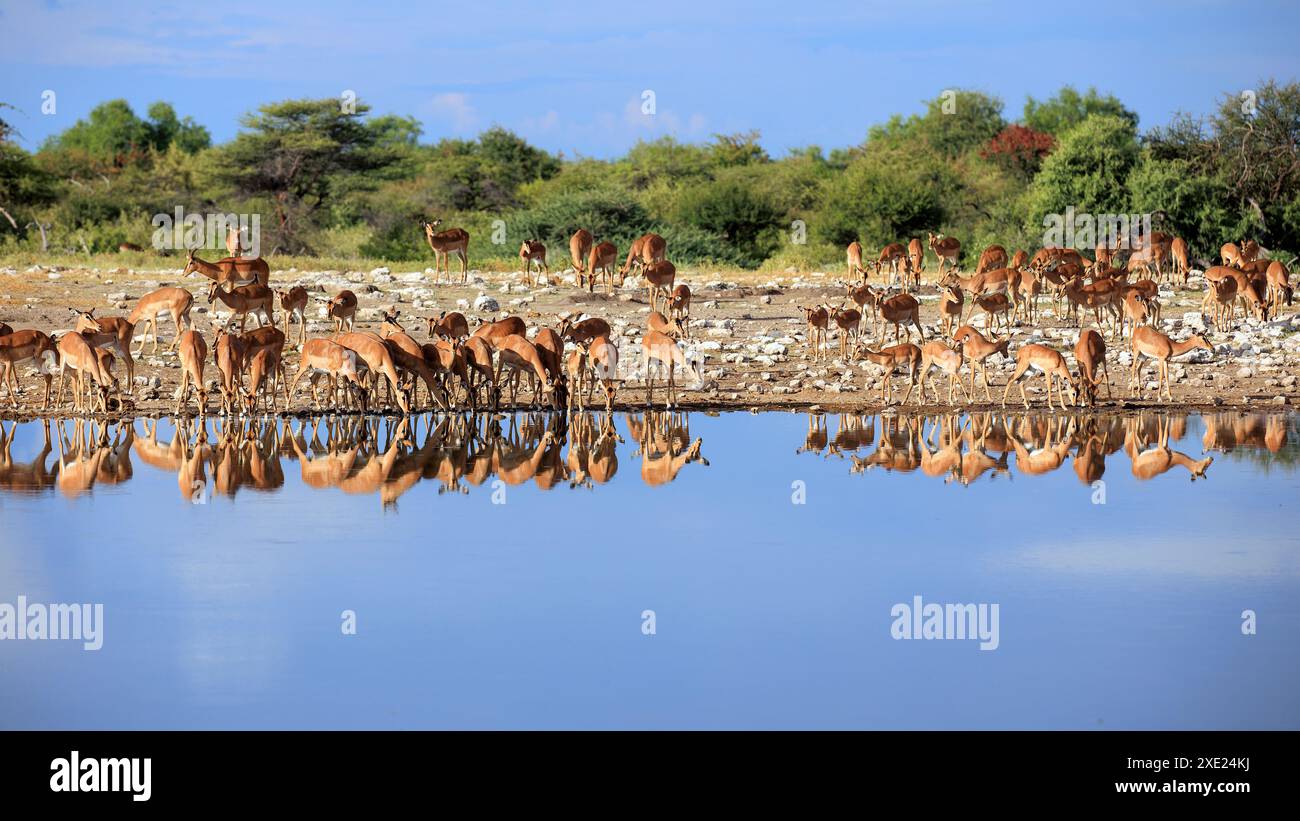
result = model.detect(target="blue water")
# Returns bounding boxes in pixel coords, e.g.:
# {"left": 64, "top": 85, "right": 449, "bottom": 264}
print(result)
{"left": 1, "top": 410, "right": 1297, "bottom": 729}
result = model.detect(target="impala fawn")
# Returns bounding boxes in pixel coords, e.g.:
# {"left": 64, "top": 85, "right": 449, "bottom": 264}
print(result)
{"left": 798, "top": 305, "right": 829, "bottom": 360}
{"left": 640, "top": 330, "right": 699, "bottom": 409}
{"left": 276, "top": 286, "right": 309, "bottom": 348}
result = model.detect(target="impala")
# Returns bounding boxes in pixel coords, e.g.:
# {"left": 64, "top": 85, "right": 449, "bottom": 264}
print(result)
{"left": 565, "top": 348, "right": 589, "bottom": 412}
{"left": 928, "top": 232, "right": 961, "bottom": 277}
{"left": 1125, "top": 418, "right": 1213, "bottom": 481}
{"left": 846, "top": 283, "right": 878, "bottom": 331}
{"left": 337, "top": 331, "right": 412, "bottom": 414}
{"left": 532, "top": 327, "right": 566, "bottom": 410}
{"left": 422, "top": 219, "right": 470, "bottom": 284}
{"left": 798, "top": 305, "right": 829, "bottom": 360}
{"left": 1266, "top": 259, "right": 1293, "bottom": 315}
{"left": 276, "top": 286, "right": 309, "bottom": 348}
{"left": 974, "top": 244, "right": 1008, "bottom": 275}
{"left": 642, "top": 260, "right": 676, "bottom": 315}
{"left": 874, "top": 242, "right": 907, "bottom": 283}
{"left": 668, "top": 284, "right": 691, "bottom": 337}
{"left": 1002, "top": 344, "right": 1077, "bottom": 410}
{"left": 0, "top": 330, "right": 56, "bottom": 408}
{"left": 620, "top": 232, "right": 666, "bottom": 277}
{"left": 907, "top": 238, "right": 925, "bottom": 279}
{"left": 858, "top": 343, "right": 922, "bottom": 405}
{"left": 1170, "top": 237, "right": 1190, "bottom": 283}
{"left": 71, "top": 308, "right": 136, "bottom": 394}
{"left": 378, "top": 310, "right": 448, "bottom": 410}
{"left": 326, "top": 290, "right": 358, "bottom": 335}
{"left": 471, "top": 315, "right": 527, "bottom": 347}
{"left": 289, "top": 339, "right": 367, "bottom": 411}
{"left": 183, "top": 249, "right": 270, "bottom": 290}
{"left": 1073, "top": 328, "right": 1110, "bottom": 406}
{"left": 1062, "top": 275, "right": 1121, "bottom": 334}
{"left": 647, "top": 310, "right": 685, "bottom": 338}
{"left": 127, "top": 286, "right": 194, "bottom": 354}
{"left": 917, "top": 340, "right": 971, "bottom": 404}
{"left": 1011, "top": 268, "right": 1042, "bottom": 324}
{"left": 847, "top": 241, "right": 866, "bottom": 280}
{"left": 426, "top": 310, "right": 470, "bottom": 342}
{"left": 558, "top": 315, "right": 612, "bottom": 345}
{"left": 423, "top": 338, "right": 471, "bottom": 408}
{"left": 519, "top": 239, "right": 549, "bottom": 287}
{"left": 569, "top": 228, "right": 593, "bottom": 283}
{"left": 587, "top": 241, "right": 620, "bottom": 294}
{"left": 1129, "top": 327, "right": 1212, "bottom": 401}
{"left": 939, "top": 284, "right": 964, "bottom": 338}
{"left": 459, "top": 335, "right": 497, "bottom": 409}
{"left": 495, "top": 333, "right": 555, "bottom": 408}
{"left": 586, "top": 335, "right": 620, "bottom": 411}
{"left": 209, "top": 282, "right": 275, "bottom": 334}
{"left": 55, "top": 327, "right": 113, "bottom": 413}
{"left": 952, "top": 325, "right": 1008, "bottom": 402}
{"left": 174, "top": 330, "right": 208, "bottom": 416}
{"left": 213, "top": 327, "right": 248, "bottom": 415}
{"left": 225, "top": 225, "right": 248, "bottom": 257}
{"left": 970, "top": 291, "right": 1011, "bottom": 333}
{"left": 828, "top": 305, "right": 861, "bottom": 360}
{"left": 640, "top": 330, "right": 699, "bottom": 409}
{"left": 877, "top": 293, "right": 925, "bottom": 342}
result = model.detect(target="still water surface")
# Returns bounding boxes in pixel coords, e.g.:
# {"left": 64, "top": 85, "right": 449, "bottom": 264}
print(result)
{"left": 1, "top": 410, "right": 1297, "bottom": 729}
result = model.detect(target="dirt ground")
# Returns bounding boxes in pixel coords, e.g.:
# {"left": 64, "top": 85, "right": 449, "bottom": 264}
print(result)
{"left": 1, "top": 260, "right": 1297, "bottom": 420}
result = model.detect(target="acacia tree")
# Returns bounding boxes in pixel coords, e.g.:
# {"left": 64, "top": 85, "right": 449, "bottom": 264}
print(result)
{"left": 211, "top": 98, "right": 401, "bottom": 253}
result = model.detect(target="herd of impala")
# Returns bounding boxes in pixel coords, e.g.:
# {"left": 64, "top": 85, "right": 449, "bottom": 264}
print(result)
{"left": 0, "top": 220, "right": 1295, "bottom": 418}
{"left": 797, "top": 410, "right": 1292, "bottom": 485}
{"left": 0, "top": 410, "right": 709, "bottom": 501}
{"left": 826, "top": 230, "right": 1293, "bottom": 408}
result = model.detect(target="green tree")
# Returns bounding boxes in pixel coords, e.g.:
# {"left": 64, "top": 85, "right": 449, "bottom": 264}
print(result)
{"left": 210, "top": 98, "right": 401, "bottom": 252}
{"left": 673, "top": 175, "right": 782, "bottom": 266}
{"left": 1023, "top": 86, "right": 1138, "bottom": 135}
{"left": 144, "top": 102, "right": 211, "bottom": 154}
{"left": 1026, "top": 114, "right": 1141, "bottom": 238}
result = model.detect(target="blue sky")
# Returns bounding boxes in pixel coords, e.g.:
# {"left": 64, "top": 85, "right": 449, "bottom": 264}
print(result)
{"left": 2, "top": 0, "right": 1298, "bottom": 157}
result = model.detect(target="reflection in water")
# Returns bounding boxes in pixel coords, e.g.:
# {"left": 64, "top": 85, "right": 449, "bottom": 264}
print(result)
{"left": 0, "top": 410, "right": 713, "bottom": 506}
{"left": 796, "top": 410, "right": 1294, "bottom": 485}
{"left": 0, "top": 410, "right": 1294, "bottom": 505}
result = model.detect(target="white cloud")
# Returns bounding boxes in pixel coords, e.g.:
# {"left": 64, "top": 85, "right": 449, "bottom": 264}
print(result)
{"left": 427, "top": 93, "right": 479, "bottom": 132}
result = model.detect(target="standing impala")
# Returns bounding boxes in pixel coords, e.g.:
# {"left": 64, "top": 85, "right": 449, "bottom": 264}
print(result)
{"left": 519, "top": 240, "right": 549, "bottom": 287}
{"left": 640, "top": 330, "right": 699, "bottom": 409}
{"left": 1, "top": 329, "right": 58, "bottom": 409}
{"left": 952, "top": 325, "right": 1008, "bottom": 402}
{"left": 569, "top": 229, "right": 593, "bottom": 285}
{"left": 847, "top": 241, "right": 866, "bottom": 280}
{"left": 907, "top": 238, "right": 925, "bottom": 280}
{"left": 587, "top": 241, "right": 620, "bottom": 294}
{"left": 858, "top": 343, "right": 922, "bottom": 405}
{"left": 828, "top": 305, "right": 862, "bottom": 360}
{"left": 974, "top": 244, "right": 1008, "bottom": 275}
{"left": 72, "top": 308, "right": 136, "bottom": 395}
{"left": 642, "top": 260, "right": 676, "bottom": 315}
{"left": 620, "top": 232, "right": 666, "bottom": 278}
{"left": 928, "top": 232, "right": 961, "bottom": 277}
{"left": 917, "top": 340, "right": 971, "bottom": 404}
{"left": 422, "top": 219, "right": 470, "bottom": 284}
{"left": 1129, "top": 327, "right": 1212, "bottom": 402}
{"left": 668, "top": 284, "right": 691, "bottom": 337}
{"left": 56, "top": 326, "right": 114, "bottom": 413}
{"left": 276, "top": 286, "right": 309, "bottom": 348}
{"left": 1074, "top": 328, "right": 1111, "bottom": 406}
{"left": 289, "top": 339, "right": 367, "bottom": 411}
{"left": 127, "top": 286, "right": 194, "bottom": 354}
{"left": 1001, "top": 344, "right": 1077, "bottom": 410}
{"left": 208, "top": 282, "right": 275, "bottom": 334}
{"left": 337, "top": 332, "right": 412, "bottom": 414}
{"left": 183, "top": 249, "right": 270, "bottom": 290}
{"left": 174, "top": 330, "right": 208, "bottom": 416}
{"left": 798, "top": 305, "right": 829, "bottom": 360}
{"left": 877, "top": 293, "right": 925, "bottom": 342}
{"left": 326, "top": 290, "right": 358, "bottom": 336}
{"left": 874, "top": 243, "right": 906, "bottom": 284}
